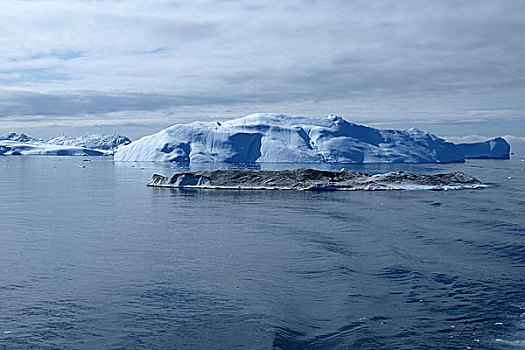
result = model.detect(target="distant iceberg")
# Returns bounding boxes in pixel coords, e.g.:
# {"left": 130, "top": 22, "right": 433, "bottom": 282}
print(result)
{"left": 115, "top": 114, "right": 464, "bottom": 163}
{"left": 0, "top": 140, "right": 107, "bottom": 156}
{"left": 0, "top": 132, "right": 130, "bottom": 156}
{"left": 46, "top": 133, "right": 131, "bottom": 151}
{"left": 0, "top": 132, "right": 37, "bottom": 143}
{"left": 148, "top": 168, "right": 485, "bottom": 191}
{"left": 457, "top": 137, "right": 510, "bottom": 159}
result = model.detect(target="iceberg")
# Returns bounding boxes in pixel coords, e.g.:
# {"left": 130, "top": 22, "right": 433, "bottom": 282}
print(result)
{"left": 148, "top": 168, "right": 484, "bottom": 191}
{"left": 115, "top": 114, "right": 464, "bottom": 163}
{"left": 0, "top": 140, "right": 107, "bottom": 156}
{"left": 457, "top": 137, "right": 510, "bottom": 159}
{"left": 0, "top": 132, "right": 130, "bottom": 156}
{"left": 0, "top": 132, "right": 40, "bottom": 143}
{"left": 46, "top": 133, "right": 131, "bottom": 150}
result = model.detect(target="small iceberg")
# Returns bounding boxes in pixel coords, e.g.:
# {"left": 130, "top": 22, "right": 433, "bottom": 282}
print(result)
{"left": 0, "top": 141, "right": 108, "bottom": 156}
{"left": 457, "top": 137, "right": 510, "bottom": 159}
{"left": 0, "top": 132, "right": 131, "bottom": 156}
{"left": 148, "top": 168, "right": 485, "bottom": 191}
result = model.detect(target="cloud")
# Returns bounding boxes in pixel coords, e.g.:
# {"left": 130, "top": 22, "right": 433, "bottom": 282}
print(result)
{"left": 0, "top": 0, "right": 524, "bottom": 136}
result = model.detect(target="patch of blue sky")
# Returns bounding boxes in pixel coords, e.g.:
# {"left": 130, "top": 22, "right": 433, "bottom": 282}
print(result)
{"left": 131, "top": 47, "right": 169, "bottom": 55}
{"left": 6, "top": 50, "right": 84, "bottom": 63}
{"left": 30, "top": 50, "right": 84, "bottom": 61}
{"left": 0, "top": 68, "right": 69, "bottom": 85}
{"left": 54, "top": 50, "right": 83, "bottom": 61}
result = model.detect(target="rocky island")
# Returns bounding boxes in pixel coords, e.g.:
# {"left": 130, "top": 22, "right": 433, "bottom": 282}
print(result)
{"left": 148, "top": 168, "right": 484, "bottom": 191}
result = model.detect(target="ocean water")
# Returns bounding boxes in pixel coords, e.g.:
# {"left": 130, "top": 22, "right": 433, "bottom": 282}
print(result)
{"left": 0, "top": 156, "right": 524, "bottom": 350}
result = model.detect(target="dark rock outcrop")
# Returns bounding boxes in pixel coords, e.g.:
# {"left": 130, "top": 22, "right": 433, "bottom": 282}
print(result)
{"left": 148, "top": 168, "right": 484, "bottom": 191}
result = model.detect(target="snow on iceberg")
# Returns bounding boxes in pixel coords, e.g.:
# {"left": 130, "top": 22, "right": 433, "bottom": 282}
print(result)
{"left": 0, "top": 140, "right": 107, "bottom": 156}
{"left": 0, "top": 132, "right": 40, "bottom": 143}
{"left": 147, "top": 168, "right": 485, "bottom": 191}
{"left": 0, "top": 132, "right": 130, "bottom": 156}
{"left": 115, "top": 113, "right": 464, "bottom": 163}
{"left": 46, "top": 133, "right": 131, "bottom": 150}
{"left": 457, "top": 137, "right": 510, "bottom": 159}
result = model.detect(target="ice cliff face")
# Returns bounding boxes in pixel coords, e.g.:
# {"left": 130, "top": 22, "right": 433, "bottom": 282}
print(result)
{"left": 115, "top": 114, "right": 464, "bottom": 163}
{"left": 457, "top": 137, "right": 510, "bottom": 159}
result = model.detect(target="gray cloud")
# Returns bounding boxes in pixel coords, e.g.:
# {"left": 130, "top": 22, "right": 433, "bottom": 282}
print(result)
{"left": 0, "top": 0, "right": 524, "bottom": 137}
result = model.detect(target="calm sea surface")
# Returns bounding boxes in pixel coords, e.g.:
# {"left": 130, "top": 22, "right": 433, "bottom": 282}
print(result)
{"left": 0, "top": 157, "right": 524, "bottom": 349}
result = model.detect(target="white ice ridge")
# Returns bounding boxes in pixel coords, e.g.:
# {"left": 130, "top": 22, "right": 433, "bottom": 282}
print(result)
{"left": 115, "top": 114, "right": 465, "bottom": 163}
{"left": 46, "top": 134, "right": 131, "bottom": 150}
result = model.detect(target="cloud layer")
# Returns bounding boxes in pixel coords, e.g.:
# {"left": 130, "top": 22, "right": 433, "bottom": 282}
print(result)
{"left": 1, "top": 0, "right": 524, "bottom": 137}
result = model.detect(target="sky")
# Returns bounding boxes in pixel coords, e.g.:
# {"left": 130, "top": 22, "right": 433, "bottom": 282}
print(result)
{"left": 1, "top": 0, "right": 524, "bottom": 145}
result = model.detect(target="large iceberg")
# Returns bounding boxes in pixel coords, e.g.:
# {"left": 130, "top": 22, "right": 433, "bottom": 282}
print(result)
{"left": 457, "top": 137, "right": 510, "bottom": 159}
{"left": 148, "top": 168, "right": 484, "bottom": 191}
{"left": 115, "top": 114, "right": 464, "bottom": 163}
